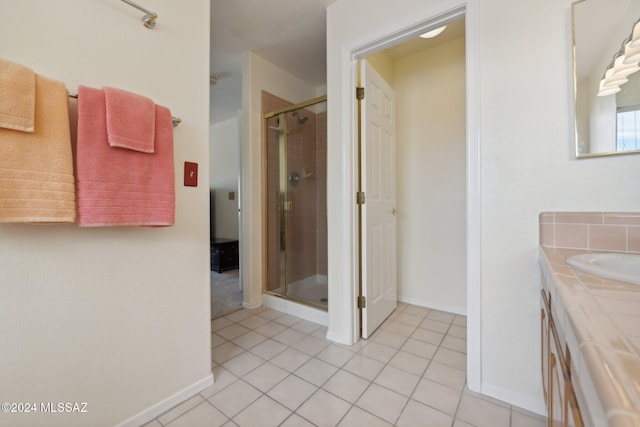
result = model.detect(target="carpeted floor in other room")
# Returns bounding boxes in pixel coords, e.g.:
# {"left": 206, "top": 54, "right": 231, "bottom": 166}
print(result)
{"left": 211, "top": 269, "right": 242, "bottom": 319}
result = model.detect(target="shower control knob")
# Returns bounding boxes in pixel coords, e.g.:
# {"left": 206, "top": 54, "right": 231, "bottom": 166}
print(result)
{"left": 392, "top": 208, "right": 398, "bottom": 215}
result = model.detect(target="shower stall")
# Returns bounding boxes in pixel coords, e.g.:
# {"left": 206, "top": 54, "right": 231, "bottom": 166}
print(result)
{"left": 263, "top": 92, "right": 327, "bottom": 310}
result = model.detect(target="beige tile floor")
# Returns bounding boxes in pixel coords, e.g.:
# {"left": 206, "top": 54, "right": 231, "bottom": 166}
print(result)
{"left": 144, "top": 303, "right": 546, "bottom": 427}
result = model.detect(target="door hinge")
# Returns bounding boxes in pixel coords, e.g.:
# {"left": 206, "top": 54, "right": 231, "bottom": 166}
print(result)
{"left": 356, "top": 87, "right": 365, "bottom": 101}
{"left": 357, "top": 295, "right": 366, "bottom": 309}
{"left": 356, "top": 191, "right": 366, "bottom": 205}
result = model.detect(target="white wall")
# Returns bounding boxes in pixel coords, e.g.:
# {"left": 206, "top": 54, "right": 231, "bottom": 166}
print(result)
{"left": 240, "top": 52, "right": 318, "bottom": 307}
{"left": 393, "top": 37, "right": 467, "bottom": 314}
{"left": 327, "top": 0, "right": 640, "bottom": 415}
{"left": 210, "top": 116, "right": 240, "bottom": 239}
{"left": 0, "top": 1, "right": 211, "bottom": 426}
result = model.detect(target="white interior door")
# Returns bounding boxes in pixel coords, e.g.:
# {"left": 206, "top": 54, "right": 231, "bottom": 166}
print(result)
{"left": 361, "top": 59, "right": 397, "bottom": 338}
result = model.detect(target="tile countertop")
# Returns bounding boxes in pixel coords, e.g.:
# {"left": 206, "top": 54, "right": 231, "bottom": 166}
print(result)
{"left": 539, "top": 247, "right": 640, "bottom": 427}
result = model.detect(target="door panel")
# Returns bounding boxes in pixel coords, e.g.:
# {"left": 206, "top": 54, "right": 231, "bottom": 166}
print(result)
{"left": 361, "top": 59, "right": 397, "bottom": 338}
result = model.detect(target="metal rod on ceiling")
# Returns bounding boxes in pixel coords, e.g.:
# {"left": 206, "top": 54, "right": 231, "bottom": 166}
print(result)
{"left": 120, "top": 0, "right": 158, "bottom": 29}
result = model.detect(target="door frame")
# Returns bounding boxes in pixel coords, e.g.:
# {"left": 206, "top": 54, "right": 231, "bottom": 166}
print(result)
{"left": 337, "top": 1, "right": 482, "bottom": 392}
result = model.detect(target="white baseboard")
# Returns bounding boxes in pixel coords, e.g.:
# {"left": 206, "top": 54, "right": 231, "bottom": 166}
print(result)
{"left": 242, "top": 300, "right": 262, "bottom": 310}
{"left": 262, "top": 293, "right": 328, "bottom": 326}
{"left": 398, "top": 295, "right": 466, "bottom": 316}
{"left": 115, "top": 374, "right": 214, "bottom": 427}
{"left": 481, "top": 382, "right": 547, "bottom": 416}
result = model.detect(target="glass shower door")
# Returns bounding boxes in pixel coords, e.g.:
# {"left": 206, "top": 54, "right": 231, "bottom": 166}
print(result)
{"left": 264, "top": 97, "right": 327, "bottom": 309}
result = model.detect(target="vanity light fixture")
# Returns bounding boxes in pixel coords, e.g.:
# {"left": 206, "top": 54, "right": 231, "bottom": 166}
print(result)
{"left": 597, "top": 18, "right": 640, "bottom": 97}
{"left": 603, "top": 68, "right": 628, "bottom": 86}
{"left": 597, "top": 69, "right": 627, "bottom": 97}
{"left": 597, "top": 80, "right": 621, "bottom": 96}
{"left": 623, "top": 41, "right": 640, "bottom": 65}
{"left": 629, "top": 20, "right": 640, "bottom": 49}
{"left": 611, "top": 55, "right": 640, "bottom": 77}
{"left": 419, "top": 25, "right": 447, "bottom": 38}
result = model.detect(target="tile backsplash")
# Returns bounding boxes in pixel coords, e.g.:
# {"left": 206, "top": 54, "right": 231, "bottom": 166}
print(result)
{"left": 540, "top": 212, "right": 640, "bottom": 253}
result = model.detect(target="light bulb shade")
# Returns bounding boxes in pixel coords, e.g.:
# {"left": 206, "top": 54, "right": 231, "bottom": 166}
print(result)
{"left": 598, "top": 79, "right": 621, "bottom": 96}
{"left": 629, "top": 21, "right": 640, "bottom": 49}
{"left": 603, "top": 68, "right": 628, "bottom": 86}
{"left": 612, "top": 55, "right": 640, "bottom": 77}
{"left": 623, "top": 42, "right": 640, "bottom": 65}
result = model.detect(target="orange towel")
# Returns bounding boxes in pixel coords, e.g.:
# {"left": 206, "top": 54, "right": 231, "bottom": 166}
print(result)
{"left": 0, "top": 59, "right": 36, "bottom": 132}
{"left": 103, "top": 86, "right": 155, "bottom": 153}
{"left": 76, "top": 85, "right": 174, "bottom": 227}
{"left": 0, "top": 74, "right": 76, "bottom": 223}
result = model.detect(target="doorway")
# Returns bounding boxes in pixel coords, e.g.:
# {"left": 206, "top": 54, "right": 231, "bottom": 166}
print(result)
{"left": 357, "top": 17, "right": 468, "bottom": 339}
{"left": 210, "top": 117, "right": 242, "bottom": 319}
{"left": 326, "top": 2, "right": 482, "bottom": 392}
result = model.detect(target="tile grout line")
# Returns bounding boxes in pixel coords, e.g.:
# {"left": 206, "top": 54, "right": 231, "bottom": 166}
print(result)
{"left": 164, "top": 305, "right": 487, "bottom": 427}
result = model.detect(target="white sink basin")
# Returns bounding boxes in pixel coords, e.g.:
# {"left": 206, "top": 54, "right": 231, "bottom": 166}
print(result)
{"left": 566, "top": 253, "right": 640, "bottom": 284}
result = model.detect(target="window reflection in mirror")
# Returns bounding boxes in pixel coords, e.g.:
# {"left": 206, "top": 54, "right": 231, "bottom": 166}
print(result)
{"left": 573, "top": 0, "right": 640, "bottom": 157}
{"left": 616, "top": 70, "right": 640, "bottom": 151}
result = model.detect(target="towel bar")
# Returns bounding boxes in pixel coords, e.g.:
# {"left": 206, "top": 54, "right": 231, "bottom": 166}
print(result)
{"left": 68, "top": 93, "right": 181, "bottom": 127}
{"left": 120, "top": 0, "right": 157, "bottom": 29}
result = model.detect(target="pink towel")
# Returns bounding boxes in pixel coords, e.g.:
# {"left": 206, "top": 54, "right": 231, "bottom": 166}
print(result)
{"left": 76, "top": 85, "right": 174, "bottom": 227}
{"left": 103, "top": 86, "right": 155, "bottom": 153}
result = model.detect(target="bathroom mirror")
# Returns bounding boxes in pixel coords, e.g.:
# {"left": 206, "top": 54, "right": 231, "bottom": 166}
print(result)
{"left": 573, "top": 0, "right": 640, "bottom": 157}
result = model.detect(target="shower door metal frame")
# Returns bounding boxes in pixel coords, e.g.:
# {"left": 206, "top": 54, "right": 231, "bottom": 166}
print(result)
{"left": 262, "top": 95, "right": 328, "bottom": 310}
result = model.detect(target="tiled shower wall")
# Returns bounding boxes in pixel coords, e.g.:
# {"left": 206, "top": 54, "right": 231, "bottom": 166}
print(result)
{"left": 539, "top": 212, "right": 640, "bottom": 253}
{"left": 262, "top": 91, "right": 327, "bottom": 292}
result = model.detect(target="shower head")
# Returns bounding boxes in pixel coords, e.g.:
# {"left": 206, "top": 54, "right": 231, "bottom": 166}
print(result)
{"left": 292, "top": 111, "right": 308, "bottom": 125}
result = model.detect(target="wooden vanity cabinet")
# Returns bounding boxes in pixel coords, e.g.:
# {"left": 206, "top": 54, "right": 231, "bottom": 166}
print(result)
{"left": 541, "top": 290, "right": 584, "bottom": 427}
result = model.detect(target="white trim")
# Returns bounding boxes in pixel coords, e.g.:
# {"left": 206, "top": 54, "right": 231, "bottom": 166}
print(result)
{"left": 114, "top": 374, "right": 214, "bottom": 427}
{"left": 326, "top": 45, "right": 360, "bottom": 346}
{"left": 481, "top": 382, "right": 547, "bottom": 417}
{"left": 397, "top": 296, "right": 466, "bottom": 316}
{"left": 242, "top": 300, "right": 262, "bottom": 310}
{"left": 464, "top": 0, "right": 482, "bottom": 393}
{"left": 351, "top": 6, "right": 466, "bottom": 58}
{"left": 262, "top": 293, "right": 329, "bottom": 326}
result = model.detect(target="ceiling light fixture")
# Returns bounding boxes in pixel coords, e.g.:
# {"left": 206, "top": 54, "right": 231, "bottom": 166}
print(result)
{"left": 419, "top": 26, "right": 447, "bottom": 39}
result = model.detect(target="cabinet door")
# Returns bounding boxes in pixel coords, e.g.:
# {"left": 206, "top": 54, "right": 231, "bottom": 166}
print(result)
{"left": 541, "top": 305, "right": 550, "bottom": 403}
{"left": 564, "top": 382, "right": 584, "bottom": 427}
{"left": 549, "top": 342, "right": 565, "bottom": 426}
